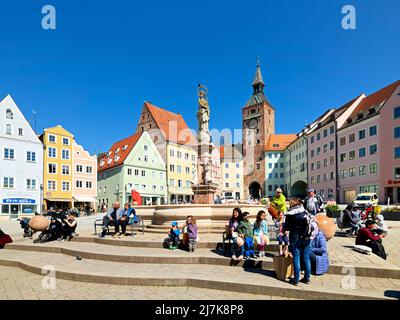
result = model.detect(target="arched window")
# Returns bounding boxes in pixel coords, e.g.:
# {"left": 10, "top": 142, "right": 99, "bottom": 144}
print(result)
{"left": 6, "top": 124, "right": 12, "bottom": 135}
{"left": 6, "top": 109, "right": 13, "bottom": 119}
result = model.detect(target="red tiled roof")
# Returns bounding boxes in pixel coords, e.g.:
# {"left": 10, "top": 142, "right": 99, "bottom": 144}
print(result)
{"left": 264, "top": 134, "right": 297, "bottom": 151}
{"left": 144, "top": 102, "right": 196, "bottom": 145}
{"left": 348, "top": 80, "right": 400, "bottom": 119}
{"left": 98, "top": 132, "right": 142, "bottom": 172}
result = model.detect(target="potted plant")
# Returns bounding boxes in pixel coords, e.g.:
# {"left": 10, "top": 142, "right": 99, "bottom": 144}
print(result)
{"left": 325, "top": 204, "right": 341, "bottom": 218}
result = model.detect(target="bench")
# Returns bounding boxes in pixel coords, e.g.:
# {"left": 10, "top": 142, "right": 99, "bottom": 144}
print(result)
{"left": 94, "top": 215, "right": 145, "bottom": 237}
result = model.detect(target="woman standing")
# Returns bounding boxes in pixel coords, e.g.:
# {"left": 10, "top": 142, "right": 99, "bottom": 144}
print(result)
{"left": 284, "top": 198, "right": 312, "bottom": 286}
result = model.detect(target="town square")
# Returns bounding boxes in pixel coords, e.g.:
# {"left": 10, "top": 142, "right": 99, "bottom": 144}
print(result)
{"left": 1, "top": 0, "right": 400, "bottom": 303}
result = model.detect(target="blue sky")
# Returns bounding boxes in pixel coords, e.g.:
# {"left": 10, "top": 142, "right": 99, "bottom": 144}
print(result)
{"left": 1, "top": 0, "right": 399, "bottom": 154}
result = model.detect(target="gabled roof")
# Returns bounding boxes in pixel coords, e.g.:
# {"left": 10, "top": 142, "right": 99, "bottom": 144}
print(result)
{"left": 342, "top": 80, "right": 400, "bottom": 128}
{"left": 144, "top": 102, "right": 196, "bottom": 145}
{"left": 265, "top": 134, "right": 297, "bottom": 151}
{"left": 98, "top": 132, "right": 142, "bottom": 172}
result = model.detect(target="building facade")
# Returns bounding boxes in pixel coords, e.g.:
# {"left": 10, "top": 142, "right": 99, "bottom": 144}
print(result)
{"left": 136, "top": 102, "right": 197, "bottom": 204}
{"left": 219, "top": 144, "right": 244, "bottom": 200}
{"left": 40, "top": 125, "right": 74, "bottom": 210}
{"left": 0, "top": 95, "right": 43, "bottom": 219}
{"left": 264, "top": 135, "right": 296, "bottom": 198}
{"left": 97, "top": 131, "right": 167, "bottom": 208}
{"left": 73, "top": 141, "right": 97, "bottom": 211}
{"left": 242, "top": 63, "right": 275, "bottom": 200}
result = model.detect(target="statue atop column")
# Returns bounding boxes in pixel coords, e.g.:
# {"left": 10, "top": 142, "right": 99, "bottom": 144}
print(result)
{"left": 197, "top": 84, "right": 211, "bottom": 143}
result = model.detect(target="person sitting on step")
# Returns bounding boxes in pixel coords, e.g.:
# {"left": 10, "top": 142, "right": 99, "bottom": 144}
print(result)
{"left": 62, "top": 211, "right": 78, "bottom": 241}
{"left": 165, "top": 221, "right": 180, "bottom": 250}
{"left": 253, "top": 210, "right": 269, "bottom": 258}
{"left": 356, "top": 220, "right": 387, "bottom": 260}
{"left": 229, "top": 208, "right": 245, "bottom": 261}
{"left": 238, "top": 212, "right": 254, "bottom": 260}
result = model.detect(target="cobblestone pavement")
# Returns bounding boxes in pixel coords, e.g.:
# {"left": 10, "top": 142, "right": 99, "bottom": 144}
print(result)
{"left": 0, "top": 266, "right": 292, "bottom": 300}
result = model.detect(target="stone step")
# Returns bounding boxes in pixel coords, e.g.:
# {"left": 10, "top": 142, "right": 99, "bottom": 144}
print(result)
{"left": 0, "top": 249, "right": 397, "bottom": 300}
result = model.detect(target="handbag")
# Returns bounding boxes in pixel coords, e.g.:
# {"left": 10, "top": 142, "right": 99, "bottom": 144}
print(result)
{"left": 273, "top": 254, "right": 294, "bottom": 280}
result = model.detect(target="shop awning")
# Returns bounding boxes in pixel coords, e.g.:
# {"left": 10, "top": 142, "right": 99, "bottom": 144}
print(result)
{"left": 73, "top": 196, "right": 97, "bottom": 203}
{"left": 45, "top": 198, "right": 73, "bottom": 202}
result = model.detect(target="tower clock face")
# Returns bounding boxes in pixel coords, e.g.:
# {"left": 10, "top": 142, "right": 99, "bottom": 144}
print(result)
{"left": 248, "top": 118, "right": 258, "bottom": 129}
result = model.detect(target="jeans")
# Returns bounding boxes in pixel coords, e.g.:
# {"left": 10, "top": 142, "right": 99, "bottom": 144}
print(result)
{"left": 116, "top": 218, "right": 129, "bottom": 234}
{"left": 290, "top": 235, "right": 311, "bottom": 283}
{"left": 231, "top": 237, "right": 244, "bottom": 257}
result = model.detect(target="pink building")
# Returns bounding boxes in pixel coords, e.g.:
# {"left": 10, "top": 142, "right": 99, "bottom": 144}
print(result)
{"left": 72, "top": 142, "right": 97, "bottom": 212}
{"left": 337, "top": 81, "right": 400, "bottom": 204}
{"left": 307, "top": 95, "right": 363, "bottom": 201}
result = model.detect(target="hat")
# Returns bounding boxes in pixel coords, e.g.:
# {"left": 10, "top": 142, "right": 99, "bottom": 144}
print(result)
{"left": 171, "top": 221, "right": 178, "bottom": 227}
{"left": 307, "top": 189, "right": 315, "bottom": 193}
{"left": 276, "top": 188, "right": 283, "bottom": 193}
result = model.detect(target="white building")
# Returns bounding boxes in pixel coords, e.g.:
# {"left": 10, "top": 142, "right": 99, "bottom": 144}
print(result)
{"left": 0, "top": 95, "right": 43, "bottom": 219}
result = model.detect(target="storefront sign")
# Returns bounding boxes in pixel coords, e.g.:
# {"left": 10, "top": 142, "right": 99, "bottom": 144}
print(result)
{"left": 2, "top": 198, "right": 36, "bottom": 204}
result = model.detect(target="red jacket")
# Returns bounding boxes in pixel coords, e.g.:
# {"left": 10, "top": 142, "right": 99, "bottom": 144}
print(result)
{"left": 356, "top": 227, "right": 380, "bottom": 246}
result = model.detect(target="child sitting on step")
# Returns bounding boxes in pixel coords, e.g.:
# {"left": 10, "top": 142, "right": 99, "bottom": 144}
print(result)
{"left": 166, "top": 221, "right": 180, "bottom": 250}
{"left": 253, "top": 210, "right": 269, "bottom": 258}
{"left": 238, "top": 212, "right": 254, "bottom": 259}
{"left": 182, "top": 215, "right": 198, "bottom": 252}
{"left": 274, "top": 211, "right": 289, "bottom": 256}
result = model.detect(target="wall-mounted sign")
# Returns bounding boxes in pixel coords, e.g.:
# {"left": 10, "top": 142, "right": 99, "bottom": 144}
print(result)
{"left": 2, "top": 198, "right": 36, "bottom": 204}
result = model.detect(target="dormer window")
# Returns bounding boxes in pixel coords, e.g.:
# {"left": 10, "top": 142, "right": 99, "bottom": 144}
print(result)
{"left": 368, "top": 107, "right": 376, "bottom": 115}
{"left": 347, "top": 118, "right": 353, "bottom": 124}
{"left": 5, "top": 124, "right": 12, "bottom": 135}
{"left": 6, "top": 109, "right": 13, "bottom": 119}
{"left": 107, "top": 151, "right": 112, "bottom": 158}
{"left": 100, "top": 160, "right": 105, "bottom": 167}
{"left": 107, "top": 158, "right": 112, "bottom": 164}
{"left": 122, "top": 145, "right": 128, "bottom": 151}
{"left": 357, "top": 113, "right": 364, "bottom": 120}
{"left": 273, "top": 144, "right": 279, "bottom": 148}
{"left": 114, "top": 155, "right": 120, "bottom": 162}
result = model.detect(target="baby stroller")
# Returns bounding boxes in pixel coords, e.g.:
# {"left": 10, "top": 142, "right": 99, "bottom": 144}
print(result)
{"left": 244, "top": 237, "right": 255, "bottom": 259}
{"left": 18, "top": 217, "right": 33, "bottom": 238}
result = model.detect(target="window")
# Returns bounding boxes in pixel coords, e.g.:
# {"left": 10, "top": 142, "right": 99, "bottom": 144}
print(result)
{"left": 3, "top": 177, "right": 14, "bottom": 188}
{"left": 26, "top": 151, "right": 36, "bottom": 162}
{"left": 62, "top": 165, "right": 70, "bottom": 175}
{"left": 141, "top": 184, "right": 146, "bottom": 191}
{"left": 360, "top": 185, "right": 378, "bottom": 194}
{"left": 225, "top": 173, "right": 229, "bottom": 179}
{"left": 330, "top": 172, "right": 335, "bottom": 180}
{"left": 340, "top": 153, "right": 346, "bottom": 162}
{"left": 76, "top": 181, "right": 83, "bottom": 188}
{"left": 141, "top": 170, "right": 146, "bottom": 177}
{"left": 340, "top": 170, "right": 347, "bottom": 178}
{"left": 323, "top": 144, "right": 328, "bottom": 153}
{"left": 316, "top": 147, "right": 321, "bottom": 155}
{"left": 6, "top": 109, "right": 13, "bottom": 119}
{"left": 236, "top": 163, "right": 240, "bottom": 168}
{"left": 177, "top": 166, "right": 182, "bottom": 173}
{"left": 144, "top": 145, "right": 148, "bottom": 151}
{"left": 349, "top": 167, "right": 356, "bottom": 177}
{"left": 310, "top": 136, "right": 314, "bottom": 144}
{"left": 394, "top": 107, "right": 400, "bottom": 119}
{"left": 359, "top": 147, "right": 366, "bottom": 158}
{"left": 394, "top": 127, "right": 400, "bottom": 139}
{"left": 395, "top": 147, "right": 400, "bottom": 159}
{"left": 62, "top": 138, "right": 69, "bottom": 145}
{"left": 268, "top": 163, "right": 272, "bottom": 169}
{"left": 185, "top": 153, "right": 189, "bottom": 160}
{"left": 186, "top": 167, "right": 190, "bottom": 174}
{"left": 225, "top": 183, "right": 230, "bottom": 188}
{"left": 5, "top": 124, "right": 12, "bottom": 135}
{"left": 359, "top": 129, "right": 366, "bottom": 140}
{"left": 127, "top": 168, "right": 132, "bottom": 175}
{"left": 323, "top": 173, "right": 328, "bottom": 181}
{"left": 26, "top": 179, "right": 36, "bottom": 190}
{"left": 349, "top": 150, "right": 355, "bottom": 160}
{"left": 369, "top": 144, "right": 378, "bottom": 155}
{"left": 49, "top": 135, "right": 56, "bottom": 143}
{"left": 86, "top": 166, "right": 92, "bottom": 174}
{"left": 370, "top": 163, "right": 378, "bottom": 174}
{"left": 323, "top": 159, "right": 328, "bottom": 167}
{"left": 340, "top": 137, "right": 346, "bottom": 146}
{"left": 311, "top": 150, "right": 314, "bottom": 158}
{"left": 62, "top": 150, "right": 70, "bottom": 160}
{"left": 323, "top": 129, "right": 328, "bottom": 137}
{"left": 186, "top": 181, "right": 191, "bottom": 188}
{"left": 144, "top": 155, "right": 149, "bottom": 162}
{"left": 170, "top": 149, "right": 174, "bottom": 157}
{"left": 76, "top": 165, "right": 83, "bottom": 172}
{"left": 317, "top": 161, "right": 321, "bottom": 169}
{"left": 178, "top": 180, "right": 182, "bottom": 187}
{"left": 62, "top": 182, "right": 70, "bottom": 191}
{"left": 330, "top": 125, "right": 334, "bottom": 134}
{"left": 317, "top": 133, "right": 321, "bottom": 141}
{"left": 395, "top": 167, "right": 400, "bottom": 179}
{"left": 48, "top": 180, "right": 56, "bottom": 191}
{"left": 280, "top": 173, "right": 284, "bottom": 179}
{"left": 4, "top": 148, "right": 15, "bottom": 160}
{"left": 369, "top": 125, "right": 377, "bottom": 137}
{"left": 349, "top": 133, "right": 355, "bottom": 143}
{"left": 191, "top": 155, "right": 196, "bottom": 162}
{"left": 268, "top": 173, "right": 273, "bottom": 179}
{"left": 225, "top": 163, "right": 229, "bottom": 169}
{"left": 177, "top": 151, "right": 182, "bottom": 159}
{"left": 256, "top": 163, "right": 261, "bottom": 170}
{"left": 330, "top": 156, "right": 335, "bottom": 165}
{"left": 169, "top": 165, "right": 175, "bottom": 172}
{"left": 317, "top": 175, "right": 320, "bottom": 183}
{"left": 359, "top": 165, "right": 366, "bottom": 176}
{"left": 330, "top": 141, "right": 335, "bottom": 150}
{"left": 86, "top": 181, "right": 92, "bottom": 189}
{"left": 236, "top": 173, "right": 240, "bottom": 179}
{"left": 48, "top": 163, "right": 56, "bottom": 174}
{"left": 311, "top": 163, "right": 315, "bottom": 171}
{"left": 236, "top": 182, "right": 240, "bottom": 188}
{"left": 18, "top": 128, "right": 23, "bottom": 136}
{"left": 48, "top": 147, "right": 56, "bottom": 158}
{"left": 280, "top": 163, "right": 284, "bottom": 168}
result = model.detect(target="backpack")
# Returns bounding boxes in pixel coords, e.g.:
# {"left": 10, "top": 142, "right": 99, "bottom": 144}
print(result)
{"left": 304, "top": 212, "right": 319, "bottom": 240}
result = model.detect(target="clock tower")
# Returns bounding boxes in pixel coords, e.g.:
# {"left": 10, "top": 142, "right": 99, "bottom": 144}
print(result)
{"left": 242, "top": 62, "right": 275, "bottom": 199}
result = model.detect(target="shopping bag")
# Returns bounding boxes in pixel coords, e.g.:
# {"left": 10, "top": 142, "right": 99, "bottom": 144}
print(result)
{"left": 273, "top": 254, "right": 294, "bottom": 280}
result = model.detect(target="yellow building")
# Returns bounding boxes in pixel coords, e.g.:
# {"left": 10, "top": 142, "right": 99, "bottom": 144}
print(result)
{"left": 40, "top": 125, "right": 74, "bottom": 210}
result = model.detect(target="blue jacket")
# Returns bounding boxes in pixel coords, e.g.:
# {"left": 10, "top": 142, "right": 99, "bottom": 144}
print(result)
{"left": 107, "top": 207, "right": 125, "bottom": 220}
{"left": 253, "top": 220, "right": 268, "bottom": 243}
{"left": 311, "top": 231, "right": 329, "bottom": 275}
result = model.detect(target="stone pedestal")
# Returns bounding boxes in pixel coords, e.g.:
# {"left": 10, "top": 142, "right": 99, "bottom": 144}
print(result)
{"left": 193, "top": 184, "right": 218, "bottom": 204}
